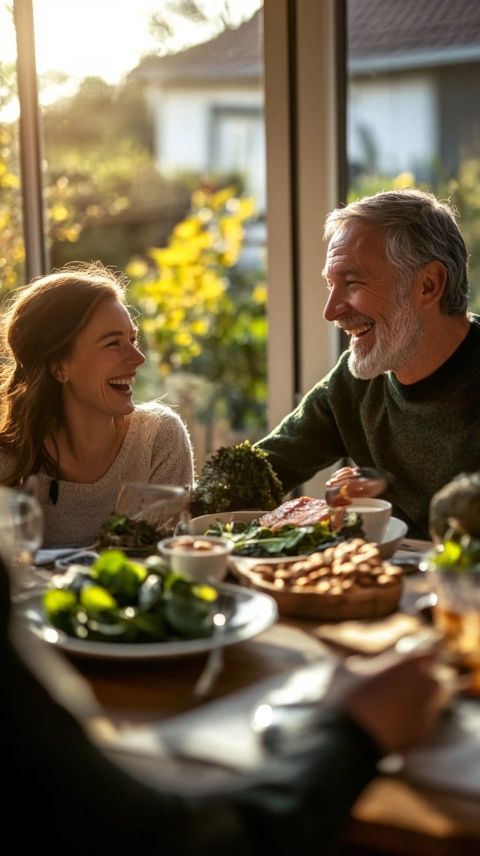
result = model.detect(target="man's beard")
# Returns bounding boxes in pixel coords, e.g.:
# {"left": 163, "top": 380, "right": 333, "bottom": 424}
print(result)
{"left": 346, "top": 294, "right": 425, "bottom": 380}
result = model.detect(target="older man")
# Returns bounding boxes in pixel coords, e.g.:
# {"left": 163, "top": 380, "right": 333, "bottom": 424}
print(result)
{"left": 257, "top": 189, "right": 477, "bottom": 539}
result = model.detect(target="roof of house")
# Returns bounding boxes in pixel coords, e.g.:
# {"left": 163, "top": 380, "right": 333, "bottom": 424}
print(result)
{"left": 130, "top": 1, "right": 480, "bottom": 85}
{"left": 131, "top": 11, "right": 262, "bottom": 84}
{"left": 348, "top": 0, "right": 480, "bottom": 72}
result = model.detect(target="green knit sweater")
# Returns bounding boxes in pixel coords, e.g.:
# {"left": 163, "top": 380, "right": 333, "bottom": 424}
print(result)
{"left": 257, "top": 317, "right": 480, "bottom": 539}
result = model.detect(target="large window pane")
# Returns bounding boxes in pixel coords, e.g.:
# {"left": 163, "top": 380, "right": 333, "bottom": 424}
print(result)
{"left": 31, "top": 0, "right": 265, "bottom": 468}
{"left": 347, "top": 0, "right": 480, "bottom": 308}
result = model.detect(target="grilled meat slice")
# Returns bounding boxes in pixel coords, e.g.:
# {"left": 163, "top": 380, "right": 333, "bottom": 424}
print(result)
{"left": 258, "top": 496, "right": 330, "bottom": 531}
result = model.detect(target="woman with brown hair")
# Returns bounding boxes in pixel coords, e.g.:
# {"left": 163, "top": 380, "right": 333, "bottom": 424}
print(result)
{"left": 0, "top": 262, "right": 194, "bottom": 547}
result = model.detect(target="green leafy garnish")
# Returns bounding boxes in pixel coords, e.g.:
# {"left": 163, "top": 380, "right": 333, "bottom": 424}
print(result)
{"left": 43, "top": 589, "right": 77, "bottom": 634}
{"left": 80, "top": 585, "right": 117, "bottom": 616}
{"left": 42, "top": 549, "right": 219, "bottom": 644}
{"left": 96, "top": 514, "right": 159, "bottom": 552}
{"left": 204, "top": 512, "right": 363, "bottom": 558}
{"left": 91, "top": 549, "right": 147, "bottom": 604}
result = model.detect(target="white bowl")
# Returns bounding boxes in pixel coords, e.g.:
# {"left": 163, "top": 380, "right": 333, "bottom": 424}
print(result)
{"left": 347, "top": 497, "right": 392, "bottom": 543}
{"left": 158, "top": 534, "right": 234, "bottom": 582}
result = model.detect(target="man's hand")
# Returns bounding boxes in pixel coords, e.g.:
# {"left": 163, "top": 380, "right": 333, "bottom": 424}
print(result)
{"left": 326, "top": 466, "right": 359, "bottom": 488}
{"left": 325, "top": 651, "right": 444, "bottom": 753}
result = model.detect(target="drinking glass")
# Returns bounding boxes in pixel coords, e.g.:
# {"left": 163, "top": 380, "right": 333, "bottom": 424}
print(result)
{"left": 0, "top": 485, "right": 43, "bottom": 593}
{"left": 423, "top": 558, "right": 480, "bottom": 696}
{"left": 115, "top": 482, "right": 190, "bottom": 535}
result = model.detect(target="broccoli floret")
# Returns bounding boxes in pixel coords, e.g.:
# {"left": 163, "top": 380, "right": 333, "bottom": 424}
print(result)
{"left": 190, "top": 440, "right": 284, "bottom": 515}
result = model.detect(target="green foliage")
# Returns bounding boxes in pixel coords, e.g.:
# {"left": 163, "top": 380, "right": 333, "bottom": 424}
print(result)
{"left": 430, "top": 159, "right": 480, "bottom": 313}
{"left": 0, "top": 121, "right": 25, "bottom": 291}
{"left": 0, "top": 65, "right": 189, "bottom": 295}
{"left": 129, "top": 184, "right": 267, "bottom": 428}
{"left": 42, "top": 77, "right": 153, "bottom": 152}
{"left": 191, "top": 440, "right": 284, "bottom": 515}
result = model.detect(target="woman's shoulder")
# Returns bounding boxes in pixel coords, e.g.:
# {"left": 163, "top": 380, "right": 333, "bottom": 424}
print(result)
{"left": 130, "top": 402, "right": 190, "bottom": 444}
{"left": 132, "top": 400, "right": 185, "bottom": 427}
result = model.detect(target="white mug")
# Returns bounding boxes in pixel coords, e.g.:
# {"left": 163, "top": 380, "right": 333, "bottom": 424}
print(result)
{"left": 348, "top": 497, "right": 392, "bottom": 543}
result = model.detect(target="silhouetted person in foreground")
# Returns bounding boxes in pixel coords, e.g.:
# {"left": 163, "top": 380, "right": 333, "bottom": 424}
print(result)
{"left": 2, "top": 553, "right": 442, "bottom": 854}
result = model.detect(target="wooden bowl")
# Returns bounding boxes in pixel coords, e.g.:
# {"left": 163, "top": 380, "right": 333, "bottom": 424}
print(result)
{"left": 230, "top": 556, "right": 403, "bottom": 622}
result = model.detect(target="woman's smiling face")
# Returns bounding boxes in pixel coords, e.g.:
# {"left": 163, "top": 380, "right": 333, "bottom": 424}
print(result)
{"left": 322, "top": 220, "right": 424, "bottom": 379}
{"left": 57, "top": 298, "right": 145, "bottom": 418}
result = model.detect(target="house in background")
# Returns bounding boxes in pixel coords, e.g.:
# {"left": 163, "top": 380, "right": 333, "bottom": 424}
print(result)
{"left": 129, "top": 13, "right": 265, "bottom": 211}
{"left": 348, "top": 0, "right": 480, "bottom": 182}
{"left": 130, "top": 1, "right": 480, "bottom": 200}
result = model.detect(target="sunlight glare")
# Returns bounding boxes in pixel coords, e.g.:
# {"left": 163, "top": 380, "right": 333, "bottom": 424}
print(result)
{"left": 28, "top": 0, "right": 262, "bottom": 89}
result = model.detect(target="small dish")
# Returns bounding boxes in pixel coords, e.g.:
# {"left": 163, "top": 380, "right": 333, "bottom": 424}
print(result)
{"left": 158, "top": 534, "right": 234, "bottom": 582}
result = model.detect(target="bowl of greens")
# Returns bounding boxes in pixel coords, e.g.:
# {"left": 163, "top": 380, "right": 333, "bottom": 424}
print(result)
{"left": 188, "top": 508, "right": 364, "bottom": 561}
{"left": 19, "top": 549, "right": 278, "bottom": 660}
{"left": 41, "top": 550, "right": 219, "bottom": 646}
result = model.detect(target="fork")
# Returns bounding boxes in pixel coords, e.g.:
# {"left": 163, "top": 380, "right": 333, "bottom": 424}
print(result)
{"left": 192, "top": 594, "right": 233, "bottom": 700}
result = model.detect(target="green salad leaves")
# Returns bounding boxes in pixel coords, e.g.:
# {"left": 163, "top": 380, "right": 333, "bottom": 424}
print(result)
{"left": 42, "top": 550, "right": 218, "bottom": 644}
{"left": 96, "top": 514, "right": 160, "bottom": 552}
{"left": 204, "top": 512, "right": 364, "bottom": 558}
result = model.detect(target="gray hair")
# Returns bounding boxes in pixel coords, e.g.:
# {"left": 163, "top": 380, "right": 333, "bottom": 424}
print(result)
{"left": 324, "top": 189, "right": 469, "bottom": 315}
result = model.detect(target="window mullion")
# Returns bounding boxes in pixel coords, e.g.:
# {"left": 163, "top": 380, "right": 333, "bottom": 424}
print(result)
{"left": 14, "top": 0, "right": 48, "bottom": 280}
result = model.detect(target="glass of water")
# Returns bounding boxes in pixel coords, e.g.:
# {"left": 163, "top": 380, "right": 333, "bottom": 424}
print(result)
{"left": 115, "top": 482, "right": 190, "bottom": 535}
{"left": 0, "top": 486, "right": 43, "bottom": 592}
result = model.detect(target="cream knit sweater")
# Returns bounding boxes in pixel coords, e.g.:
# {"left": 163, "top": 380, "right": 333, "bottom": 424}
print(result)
{"left": 0, "top": 402, "right": 194, "bottom": 548}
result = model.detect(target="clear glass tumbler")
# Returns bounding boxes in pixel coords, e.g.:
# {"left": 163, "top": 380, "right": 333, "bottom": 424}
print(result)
{"left": 0, "top": 486, "right": 43, "bottom": 592}
{"left": 424, "top": 558, "right": 480, "bottom": 696}
{"left": 115, "top": 482, "right": 190, "bottom": 534}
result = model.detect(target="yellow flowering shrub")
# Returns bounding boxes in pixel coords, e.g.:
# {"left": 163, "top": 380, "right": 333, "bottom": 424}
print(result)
{"left": 128, "top": 185, "right": 267, "bottom": 428}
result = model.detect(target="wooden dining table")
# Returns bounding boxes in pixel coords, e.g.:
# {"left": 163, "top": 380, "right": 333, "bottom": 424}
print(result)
{"left": 26, "top": 546, "right": 480, "bottom": 856}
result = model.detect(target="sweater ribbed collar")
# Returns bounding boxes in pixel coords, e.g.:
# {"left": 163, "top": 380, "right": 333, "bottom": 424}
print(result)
{"left": 387, "top": 316, "right": 480, "bottom": 402}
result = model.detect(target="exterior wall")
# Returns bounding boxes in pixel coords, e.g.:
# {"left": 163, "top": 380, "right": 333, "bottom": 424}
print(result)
{"left": 348, "top": 73, "right": 437, "bottom": 180}
{"left": 146, "top": 84, "right": 264, "bottom": 203}
{"left": 437, "top": 62, "right": 480, "bottom": 175}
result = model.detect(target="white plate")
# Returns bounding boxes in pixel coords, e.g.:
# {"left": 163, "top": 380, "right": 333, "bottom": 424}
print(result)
{"left": 17, "top": 582, "right": 278, "bottom": 661}
{"left": 190, "top": 511, "right": 408, "bottom": 562}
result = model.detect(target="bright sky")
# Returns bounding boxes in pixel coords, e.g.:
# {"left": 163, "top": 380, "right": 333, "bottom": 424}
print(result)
{"left": 1, "top": 0, "right": 262, "bottom": 88}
